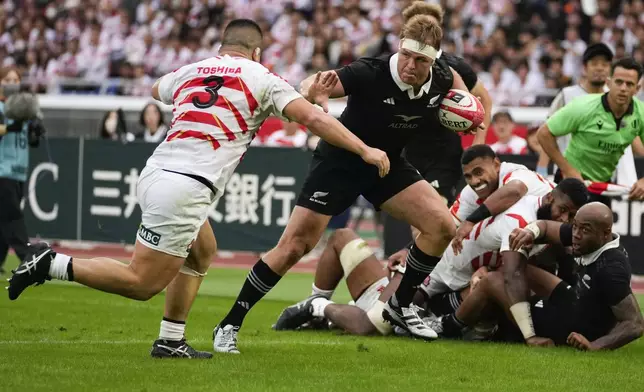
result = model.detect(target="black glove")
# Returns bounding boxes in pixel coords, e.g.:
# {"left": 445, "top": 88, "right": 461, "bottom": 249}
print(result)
{"left": 27, "top": 118, "right": 46, "bottom": 147}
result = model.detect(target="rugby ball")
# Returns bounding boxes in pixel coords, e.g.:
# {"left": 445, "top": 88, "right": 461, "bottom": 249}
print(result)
{"left": 438, "top": 89, "right": 485, "bottom": 132}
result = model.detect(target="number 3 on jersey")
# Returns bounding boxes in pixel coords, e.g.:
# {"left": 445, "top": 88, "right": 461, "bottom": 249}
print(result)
{"left": 193, "top": 75, "right": 224, "bottom": 109}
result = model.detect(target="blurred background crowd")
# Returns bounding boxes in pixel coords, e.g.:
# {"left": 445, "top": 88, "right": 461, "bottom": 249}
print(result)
{"left": 2, "top": 0, "right": 644, "bottom": 148}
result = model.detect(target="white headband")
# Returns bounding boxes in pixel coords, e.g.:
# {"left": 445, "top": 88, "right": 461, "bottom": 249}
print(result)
{"left": 400, "top": 39, "right": 439, "bottom": 60}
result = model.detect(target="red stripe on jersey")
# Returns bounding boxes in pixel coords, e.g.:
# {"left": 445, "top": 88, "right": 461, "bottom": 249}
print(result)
{"left": 450, "top": 197, "right": 461, "bottom": 216}
{"left": 173, "top": 77, "right": 206, "bottom": 102}
{"left": 471, "top": 257, "right": 480, "bottom": 271}
{"left": 176, "top": 110, "right": 236, "bottom": 141}
{"left": 502, "top": 171, "right": 513, "bottom": 185}
{"left": 484, "top": 216, "right": 496, "bottom": 228}
{"left": 217, "top": 95, "right": 248, "bottom": 133}
{"left": 473, "top": 221, "right": 484, "bottom": 240}
{"left": 482, "top": 251, "right": 493, "bottom": 267}
{"left": 176, "top": 92, "right": 248, "bottom": 134}
{"left": 536, "top": 173, "right": 555, "bottom": 189}
{"left": 506, "top": 213, "right": 528, "bottom": 228}
{"left": 222, "top": 76, "right": 259, "bottom": 114}
{"left": 166, "top": 130, "right": 221, "bottom": 150}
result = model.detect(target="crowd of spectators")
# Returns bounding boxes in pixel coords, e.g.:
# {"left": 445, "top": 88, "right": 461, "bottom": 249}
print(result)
{"left": 3, "top": 0, "right": 644, "bottom": 148}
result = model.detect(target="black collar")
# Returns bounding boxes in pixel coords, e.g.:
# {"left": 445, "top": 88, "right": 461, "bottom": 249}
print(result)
{"left": 601, "top": 93, "right": 634, "bottom": 117}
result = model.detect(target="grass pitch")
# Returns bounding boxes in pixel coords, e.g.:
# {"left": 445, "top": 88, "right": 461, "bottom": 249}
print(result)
{"left": 1, "top": 255, "right": 643, "bottom": 392}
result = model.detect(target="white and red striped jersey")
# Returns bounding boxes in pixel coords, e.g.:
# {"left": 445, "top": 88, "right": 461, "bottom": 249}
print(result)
{"left": 450, "top": 162, "right": 554, "bottom": 225}
{"left": 429, "top": 195, "right": 548, "bottom": 292}
{"left": 146, "top": 54, "right": 302, "bottom": 192}
{"left": 490, "top": 135, "right": 528, "bottom": 155}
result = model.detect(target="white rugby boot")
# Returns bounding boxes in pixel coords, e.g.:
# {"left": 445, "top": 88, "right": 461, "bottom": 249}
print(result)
{"left": 382, "top": 301, "right": 438, "bottom": 340}
{"left": 213, "top": 324, "right": 240, "bottom": 354}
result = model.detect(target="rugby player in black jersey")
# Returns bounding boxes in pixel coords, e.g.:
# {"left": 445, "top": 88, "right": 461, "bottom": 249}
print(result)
{"left": 437, "top": 202, "right": 644, "bottom": 350}
{"left": 213, "top": 1, "right": 475, "bottom": 352}
{"left": 384, "top": 3, "right": 493, "bottom": 255}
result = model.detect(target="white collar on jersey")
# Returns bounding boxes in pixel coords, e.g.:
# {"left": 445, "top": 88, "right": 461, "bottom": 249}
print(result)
{"left": 576, "top": 234, "right": 620, "bottom": 266}
{"left": 389, "top": 53, "right": 433, "bottom": 100}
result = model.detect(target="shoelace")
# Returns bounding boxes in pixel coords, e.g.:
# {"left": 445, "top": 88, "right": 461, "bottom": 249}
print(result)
{"left": 221, "top": 328, "right": 238, "bottom": 347}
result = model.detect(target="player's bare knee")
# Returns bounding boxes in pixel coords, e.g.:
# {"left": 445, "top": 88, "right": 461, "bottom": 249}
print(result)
{"left": 276, "top": 237, "right": 310, "bottom": 267}
{"left": 329, "top": 228, "right": 359, "bottom": 250}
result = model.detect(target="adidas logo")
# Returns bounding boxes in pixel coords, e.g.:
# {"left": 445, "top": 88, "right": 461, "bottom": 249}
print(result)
{"left": 383, "top": 98, "right": 395, "bottom": 105}
{"left": 237, "top": 301, "right": 250, "bottom": 310}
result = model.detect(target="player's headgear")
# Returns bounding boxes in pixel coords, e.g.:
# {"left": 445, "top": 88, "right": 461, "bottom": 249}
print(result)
{"left": 554, "top": 178, "right": 589, "bottom": 208}
{"left": 460, "top": 144, "right": 497, "bottom": 166}
{"left": 399, "top": 2, "right": 443, "bottom": 60}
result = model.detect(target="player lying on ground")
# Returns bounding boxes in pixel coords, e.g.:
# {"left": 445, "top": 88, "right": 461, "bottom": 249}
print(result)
{"left": 415, "top": 178, "right": 589, "bottom": 333}
{"left": 433, "top": 203, "right": 644, "bottom": 350}
{"left": 6, "top": 19, "right": 390, "bottom": 359}
{"left": 271, "top": 227, "right": 488, "bottom": 337}
{"left": 213, "top": 1, "right": 478, "bottom": 353}
{"left": 273, "top": 228, "right": 402, "bottom": 336}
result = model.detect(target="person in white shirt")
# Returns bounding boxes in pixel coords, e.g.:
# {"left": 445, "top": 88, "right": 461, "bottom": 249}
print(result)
{"left": 265, "top": 120, "right": 308, "bottom": 148}
{"left": 9, "top": 19, "right": 389, "bottom": 359}
{"left": 489, "top": 112, "right": 528, "bottom": 155}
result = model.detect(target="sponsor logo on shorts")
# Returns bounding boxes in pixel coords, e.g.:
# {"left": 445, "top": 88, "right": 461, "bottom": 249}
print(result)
{"left": 138, "top": 225, "right": 161, "bottom": 246}
{"left": 309, "top": 191, "right": 328, "bottom": 205}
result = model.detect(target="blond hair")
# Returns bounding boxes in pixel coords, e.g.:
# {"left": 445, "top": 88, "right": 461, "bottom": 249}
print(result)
{"left": 400, "top": 14, "right": 443, "bottom": 50}
{"left": 402, "top": 1, "right": 444, "bottom": 25}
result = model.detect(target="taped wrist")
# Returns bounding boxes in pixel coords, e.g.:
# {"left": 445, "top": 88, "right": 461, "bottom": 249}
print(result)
{"left": 466, "top": 204, "right": 491, "bottom": 224}
{"left": 524, "top": 222, "right": 541, "bottom": 239}
{"left": 509, "top": 302, "right": 536, "bottom": 340}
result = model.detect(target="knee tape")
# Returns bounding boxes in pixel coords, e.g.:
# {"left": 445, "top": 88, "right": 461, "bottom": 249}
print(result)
{"left": 179, "top": 264, "right": 208, "bottom": 277}
{"left": 339, "top": 239, "right": 373, "bottom": 277}
{"left": 366, "top": 300, "right": 392, "bottom": 335}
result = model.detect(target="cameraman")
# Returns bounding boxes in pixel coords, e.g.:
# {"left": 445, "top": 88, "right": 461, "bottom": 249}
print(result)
{"left": 0, "top": 67, "right": 45, "bottom": 273}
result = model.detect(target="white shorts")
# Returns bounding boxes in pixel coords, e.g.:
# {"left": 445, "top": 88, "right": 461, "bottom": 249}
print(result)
{"left": 353, "top": 277, "right": 392, "bottom": 336}
{"left": 136, "top": 166, "right": 216, "bottom": 258}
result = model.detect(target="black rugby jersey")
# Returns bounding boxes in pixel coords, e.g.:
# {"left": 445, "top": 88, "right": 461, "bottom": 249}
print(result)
{"left": 403, "top": 52, "right": 478, "bottom": 174}
{"left": 559, "top": 225, "right": 632, "bottom": 341}
{"left": 316, "top": 53, "right": 454, "bottom": 161}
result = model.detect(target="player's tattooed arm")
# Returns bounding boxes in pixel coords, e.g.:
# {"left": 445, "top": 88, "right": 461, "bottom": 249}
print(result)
{"left": 579, "top": 294, "right": 644, "bottom": 350}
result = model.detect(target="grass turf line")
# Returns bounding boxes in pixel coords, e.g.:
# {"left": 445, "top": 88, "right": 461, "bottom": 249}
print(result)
{"left": 1, "top": 256, "right": 643, "bottom": 392}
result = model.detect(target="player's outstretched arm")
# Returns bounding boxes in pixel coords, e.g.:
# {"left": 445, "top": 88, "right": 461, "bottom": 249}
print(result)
{"left": 537, "top": 126, "right": 582, "bottom": 181}
{"left": 508, "top": 220, "right": 567, "bottom": 251}
{"left": 282, "top": 98, "right": 390, "bottom": 177}
{"left": 452, "top": 180, "right": 528, "bottom": 255}
{"left": 570, "top": 294, "right": 644, "bottom": 351}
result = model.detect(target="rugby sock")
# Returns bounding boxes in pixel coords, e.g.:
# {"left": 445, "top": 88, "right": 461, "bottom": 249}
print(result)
{"left": 220, "top": 259, "right": 281, "bottom": 327}
{"left": 392, "top": 243, "right": 439, "bottom": 307}
{"left": 159, "top": 317, "right": 185, "bottom": 341}
{"left": 441, "top": 313, "right": 467, "bottom": 338}
{"left": 311, "top": 284, "right": 334, "bottom": 299}
{"left": 311, "top": 297, "right": 333, "bottom": 317}
{"left": 49, "top": 253, "right": 74, "bottom": 281}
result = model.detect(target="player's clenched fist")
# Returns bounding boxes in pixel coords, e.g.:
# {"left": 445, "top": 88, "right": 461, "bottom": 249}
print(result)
{"left": 509, "top": 227, "right": 535, "bottom": 252}
{"left": 360, "top": 147, "right": 390, "bottom": 177}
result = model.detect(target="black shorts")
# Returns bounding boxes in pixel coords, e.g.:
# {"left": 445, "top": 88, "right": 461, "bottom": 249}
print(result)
{"left": 0, "top": 178, "right": 25, "bottom": 222}
{"left": 425, "top": 290, "right": 462, "bottom": 316}
{"left": 419, "top": 167, "right": 462, "bottom": 205}
{"left": 495, "top": 282, "right": 576, "bottom": 345}
{"left": 296, "top": 154, "right": 423, "bottom": 216}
